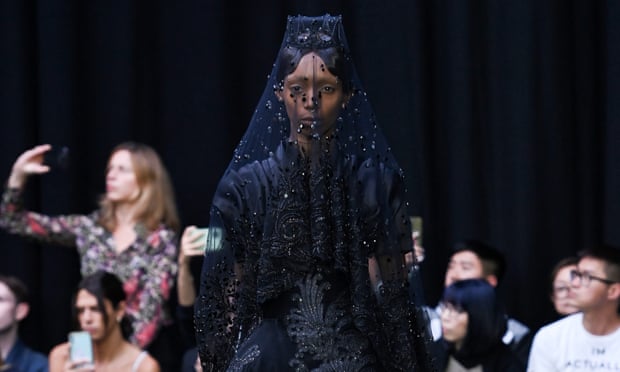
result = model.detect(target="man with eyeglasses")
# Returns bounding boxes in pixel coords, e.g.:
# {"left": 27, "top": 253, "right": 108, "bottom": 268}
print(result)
{"left": 527, "top": 244, "right": 620, "bottom": 371}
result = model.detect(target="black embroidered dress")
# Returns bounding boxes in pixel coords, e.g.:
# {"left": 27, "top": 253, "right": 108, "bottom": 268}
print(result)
{"left": 195, "top": 14, "right": 434, "bottom": 372}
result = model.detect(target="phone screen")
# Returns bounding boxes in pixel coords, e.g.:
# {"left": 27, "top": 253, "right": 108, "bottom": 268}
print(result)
{"left": 194, "top": 227, "right": 223, "bottom": 252}
{"left": 69, "top": 331, "right": 93, "bottom": 364}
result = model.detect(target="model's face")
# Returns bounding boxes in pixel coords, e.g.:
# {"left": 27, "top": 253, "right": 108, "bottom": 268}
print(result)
{"left": 105, "top": 150, "right": 140, "bottom": 203}
{"left": 552, "top": 265, "right": 579, "bottom": 316}
{"left": 279, "top": 52, "right": 346, "bottom": 144}
{"left": 0, "top": 282, "right": 19, "bottom": 334}
{"left": 75, "top": 290, "right": 116, "bottom": 342}
{"left": 570, "top": 257, "right": 615, "bottom": 312}
{"left": 440, "top": 303, "right": 468, "bottom": 349}
{"left": 445, "top": 251, "right": 484, "bottom": 287}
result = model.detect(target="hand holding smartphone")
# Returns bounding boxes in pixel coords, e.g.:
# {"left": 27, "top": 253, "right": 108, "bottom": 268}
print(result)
{"left": 69, "top": 331, "right": 94, "bottom": 368}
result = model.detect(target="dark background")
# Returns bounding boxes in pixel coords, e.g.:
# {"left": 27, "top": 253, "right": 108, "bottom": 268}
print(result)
{"left": 1, "top": 0, "right": 619, "bottom": 355}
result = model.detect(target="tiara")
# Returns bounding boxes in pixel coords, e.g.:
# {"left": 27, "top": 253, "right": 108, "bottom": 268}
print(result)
{"left": 285, "top": 14, "right": 345, "bottom": 49}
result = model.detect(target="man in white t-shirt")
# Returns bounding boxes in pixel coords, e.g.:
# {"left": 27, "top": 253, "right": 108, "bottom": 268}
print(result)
{"left": 527, "top": 244, "right": 620, "bottom": 371}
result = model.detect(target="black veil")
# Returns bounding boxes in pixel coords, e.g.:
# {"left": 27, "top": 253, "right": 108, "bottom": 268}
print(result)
{"left": 195, "top": 14, "right": 435, "bottom": 371}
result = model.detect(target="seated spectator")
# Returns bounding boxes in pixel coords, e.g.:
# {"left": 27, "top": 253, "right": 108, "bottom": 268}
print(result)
{"left": 433, "top": 279, "right": 524, "bottom": 371}
{"left": 0, "top": 274, "right": 48, "bottom": 372}
{"left": 49, "top": 271, "right": 159, "bottom": 371}
{"left": 427, "top": 239, "right": 532, "bottom": 365}
{"left": 176, "top": 226, "right": 205, "bottom": 372}
{"left": 549, "top": 256, "right": 579, "bottom": 317}
{"left": 527, "top": 245, "right": 620, "bottom": 371}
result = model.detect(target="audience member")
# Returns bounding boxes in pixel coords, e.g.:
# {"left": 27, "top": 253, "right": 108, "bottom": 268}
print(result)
{"left": 0, "top": 275, "right": 48, "bottom": 372}
{"left": 549, "top": 256, "right": 579, "bottom": 317}
{"left": 432, "top": 279, "right": 525, "bottom": 371}
{"left": 0, "top": 142, "right": 180, "bottom": 369}
{"left": 428, "top": 239, "right": 532, "bottom": 364}
{"left": 194, "top": 14, "right": 435, "bottom": 371}
{"left": 49, "top": 270, "right": 159, "bottom": 372}
{"left": 176, "top": 226, "right": 204, "bottom": 372}
{"left": 527, "top": 245, "right": 620, "bottom": 371}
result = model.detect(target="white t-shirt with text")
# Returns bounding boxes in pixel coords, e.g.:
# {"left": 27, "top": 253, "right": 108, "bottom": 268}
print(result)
{"left": 527, "top": 312, "right": 620, "bottom": 371}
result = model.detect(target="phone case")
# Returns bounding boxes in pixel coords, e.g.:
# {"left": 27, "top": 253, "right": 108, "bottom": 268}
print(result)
{"left": 69, "top": 331, "right": 93, "bottom": 363}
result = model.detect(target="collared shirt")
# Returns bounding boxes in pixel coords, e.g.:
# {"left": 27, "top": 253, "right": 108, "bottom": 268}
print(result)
{"left": 6, "top": 338, "right": 48, "bottom": 372}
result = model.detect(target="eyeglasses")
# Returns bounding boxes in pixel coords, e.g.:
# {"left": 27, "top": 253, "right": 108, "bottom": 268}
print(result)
{"left": 438, "top": 302, "right": 465, "bottom": 317}
{"left": 570, "top": 270, "right": 618, "bottom": 287}
{"left": 553, "top": 285, "right": 570, "bottom": 298}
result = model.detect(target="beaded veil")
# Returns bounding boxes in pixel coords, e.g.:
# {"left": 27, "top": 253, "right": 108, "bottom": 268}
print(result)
{"left": 195, "top": 14, "right": 435, "bottom": 371}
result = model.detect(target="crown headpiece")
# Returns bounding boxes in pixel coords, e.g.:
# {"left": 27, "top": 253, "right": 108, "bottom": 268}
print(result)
{"left": 285, "top": 14, "right": 345, "bottom": 49}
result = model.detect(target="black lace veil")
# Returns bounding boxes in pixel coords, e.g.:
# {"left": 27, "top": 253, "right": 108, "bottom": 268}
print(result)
{"left": 195, "top": 14, "right": 435, "bottom": 371}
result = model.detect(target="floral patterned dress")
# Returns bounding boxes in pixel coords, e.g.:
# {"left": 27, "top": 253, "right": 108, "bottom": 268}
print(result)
{"left": 0, "top": 188, "right": 178, "bottom": 348}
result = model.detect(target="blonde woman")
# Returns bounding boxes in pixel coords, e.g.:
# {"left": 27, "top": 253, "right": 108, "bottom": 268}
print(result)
{"left": 0, "top": 143, "right": 179, "bottom": 353}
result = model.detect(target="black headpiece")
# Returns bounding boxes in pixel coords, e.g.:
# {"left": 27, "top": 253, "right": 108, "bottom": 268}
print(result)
{"left": 284, "top": 14, "right": 345, "bottom": 49}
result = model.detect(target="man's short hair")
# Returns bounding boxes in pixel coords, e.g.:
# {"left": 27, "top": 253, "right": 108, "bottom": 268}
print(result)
{"left": 0, "top": 275, "right": 29, "bottom": 304}
{"left": 453, "top": 239, "right": 507, "bottom": 284}
{"left": 577, "top": 244, "right": 620, "bottom": 283}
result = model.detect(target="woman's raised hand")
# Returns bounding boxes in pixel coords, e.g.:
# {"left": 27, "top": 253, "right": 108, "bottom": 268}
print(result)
{"left": 8, "top": 144, "right": 52, "bottom": 188}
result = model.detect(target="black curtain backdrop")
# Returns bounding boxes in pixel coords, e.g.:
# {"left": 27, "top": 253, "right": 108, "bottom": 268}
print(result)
{"left": 1, "top": 0, "right": 619, "bottom": 355}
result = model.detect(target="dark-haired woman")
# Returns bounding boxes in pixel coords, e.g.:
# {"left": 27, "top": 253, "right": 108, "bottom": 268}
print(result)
{"left": 434, "top": 279, "right": 524, "bottom": 371}
{"left": 49, "top": 271, "right": 160, "bottom": 371}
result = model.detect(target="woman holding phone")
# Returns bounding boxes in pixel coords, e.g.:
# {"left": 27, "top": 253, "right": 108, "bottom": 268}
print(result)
{"left": 49, "top": 271, "right": 160, "bottom": 372}
{"left": 0, "top": 142, "right": 180, "bottom": 367}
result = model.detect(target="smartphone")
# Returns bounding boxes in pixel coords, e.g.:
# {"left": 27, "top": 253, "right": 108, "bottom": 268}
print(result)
{"left": 193, "top": 227, "right": 223, "bottom": 252}
{"left": 44, "top": 146, "right": 70, "bottom": 171}
{"left": 69, "top": 331, "right": 93, "bottom": 365}
{"left": 410, "top": 216, "right": 423, "bottom": 245}
{"left": 192, "top": 228, "right": 209, "bottom": 251}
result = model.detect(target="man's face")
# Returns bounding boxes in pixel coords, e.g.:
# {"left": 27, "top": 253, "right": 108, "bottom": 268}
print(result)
{"left": 444, "top": 251, "right": 484, "bottom": 287}
{"left": 75, "top": 289, "right": 117, "bottom": 343}
{"left": 570, "top": 257, "right": 615, "bottom": 312}
{"left": 0, "top": 282, "right": 20, "bottom": 335}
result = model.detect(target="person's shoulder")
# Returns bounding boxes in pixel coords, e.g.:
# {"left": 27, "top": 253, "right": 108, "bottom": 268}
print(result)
{"left": 9, "top": 339, "right": 49, "bottom": 371}
{"left": 48, "top": 342, "right": 70, "bottom": 369}
{"left": 535, "top": 312, "right": 582, "bottom": 338}
{"left": 133, "top": 350, "right": 160, "bottom": 372}
{"left": 137, "top": 354, "right": 160, "bottom": 372}
{"left": 49, "top": 342, "right": 69, "bottom": 355}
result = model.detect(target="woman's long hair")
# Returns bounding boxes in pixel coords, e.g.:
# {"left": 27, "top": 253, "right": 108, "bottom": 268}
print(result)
{"left": 441, "top": 279, "right": 507, "bottom": 358}
{"left": 98, "top": 142, "right": 180, "bottom": 232}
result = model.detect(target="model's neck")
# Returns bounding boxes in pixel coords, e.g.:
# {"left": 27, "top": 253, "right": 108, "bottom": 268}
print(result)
{"left": 0, "top": 326, "right": 18, "bottom": 360}
{"left": 582, "top": 307, "right": 620, "bottom": 335}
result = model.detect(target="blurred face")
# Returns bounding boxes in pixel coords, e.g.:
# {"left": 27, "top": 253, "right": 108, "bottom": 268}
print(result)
{"left": 445, "top": 251, "right": 484, "bottom": 287}
{"left": 0, "top": 282, "right": 19, "bottom": 334}
{"left": 278, "top": 52, "right": 346, "bottom": 144}
{"left": 552, "top": 265, "right": 579, "bottom": 315}
{"left": 75, "top": 289, "right": 116, "bottom": 342}
{"left": 105, "top": 150, "right": 139, "bottom": 203}
{"left": 570, "top": 257, "right": 615, "bottom": 312}
{"left": 439, "top": 303, "right": 468, "bottom": 350}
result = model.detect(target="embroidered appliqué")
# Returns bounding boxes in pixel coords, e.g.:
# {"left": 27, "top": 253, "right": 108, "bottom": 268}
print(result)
{"left": 286, "top": 273, "right": 375, "bottom": 371}
{"left": 227, "top": 344, "right": 261, "bottom": 372}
